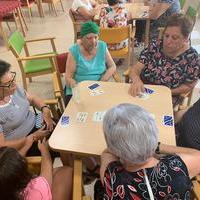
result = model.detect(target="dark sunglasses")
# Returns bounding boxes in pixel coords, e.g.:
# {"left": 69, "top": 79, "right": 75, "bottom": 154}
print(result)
{"left": 0, "top": 71, "right": 16, "bottom": 88}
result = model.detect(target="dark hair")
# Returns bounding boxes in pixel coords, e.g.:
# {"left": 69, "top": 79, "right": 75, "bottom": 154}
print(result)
{"left": 0, "top": 60, "right": 11, "bottom": 83}
{"left": 0, "top": 147, "right": 32, "bottom": 200}
{"left": 164, "top": 13, "right": 193, "bottom": 38}
{"left": 107, "top": 0, "right": 119, "bottom": 6}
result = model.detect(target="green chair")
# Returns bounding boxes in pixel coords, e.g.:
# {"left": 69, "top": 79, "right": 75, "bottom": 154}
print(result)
{"left": 8, "top": 31, "right": 58, "bottom": 90}
{"left": 179, "top": 0, "right": 186, "bottom": 9}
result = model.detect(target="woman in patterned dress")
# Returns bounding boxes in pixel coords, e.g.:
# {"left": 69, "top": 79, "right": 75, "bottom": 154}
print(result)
{"left": 101, "top": 103, "right": 200, "bottom": 199}
{"left": 129, "top": 14, "right": 200, "bottom": 106}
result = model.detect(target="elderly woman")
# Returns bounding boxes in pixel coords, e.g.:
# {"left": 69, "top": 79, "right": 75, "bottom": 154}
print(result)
{"left": 65, "top": 21, "right": 116, "bottom": 103}
{"left": 0, "top": 138, "right": 72, "bottom": 200}
{"left": 71, "top": 0, "right": 97, "bottom": 20}
{"left": 101, "top": 103, "right": 200, "bottom": 199}
{"left": 129, "top": 14, "right": 200, "bottom": 105}
{"left": 99, "top": 0, "right": 128, "bottom": 51}
{"left": 0, "top": 60, "right": 54, "bottom": 156}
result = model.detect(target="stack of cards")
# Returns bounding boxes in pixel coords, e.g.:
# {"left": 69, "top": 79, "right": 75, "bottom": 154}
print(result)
{"left": 88, "top": 83, "right": 104, "bottom": 96}
{"left": 163, "top": 115, "right": 173, "bottom": 126}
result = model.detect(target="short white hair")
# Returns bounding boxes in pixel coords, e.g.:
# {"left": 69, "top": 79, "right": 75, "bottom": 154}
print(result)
{"left": 103, "top": 103, "right": 158, "bottom": 164}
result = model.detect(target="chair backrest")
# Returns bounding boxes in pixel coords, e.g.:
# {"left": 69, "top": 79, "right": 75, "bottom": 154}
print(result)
{"left": 69, "top": 9, "right": 84, "bottom": 43}
{"left": 99, "top": 25, "right": 132, "bottom": 66}
{"left": 8, "top": 31, "right": 25, "bottom": 57}
{"left": 99, "top": 25, "right": 132, "bottom": 45}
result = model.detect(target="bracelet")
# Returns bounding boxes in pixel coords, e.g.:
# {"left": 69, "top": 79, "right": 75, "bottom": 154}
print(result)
{"left": 40, "top": 105, "right": 50, "bottom": 113}
{"left": 155, "top": 142, "right": 161, "bottom": 154}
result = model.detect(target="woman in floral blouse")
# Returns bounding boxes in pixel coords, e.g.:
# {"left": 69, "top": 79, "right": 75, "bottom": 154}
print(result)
{"left": 129, "top": 14, "right": 200, "bottom": 105}
{"left": 99, "top": 0, "right": 128, "bottom": 50}
{"left": 101, "top": 103, "right": 200, "bottom": 199}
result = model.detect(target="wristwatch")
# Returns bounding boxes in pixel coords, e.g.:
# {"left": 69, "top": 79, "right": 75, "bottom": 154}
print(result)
{"left": 40, "top": 105, "right": 50, "bottom": 112}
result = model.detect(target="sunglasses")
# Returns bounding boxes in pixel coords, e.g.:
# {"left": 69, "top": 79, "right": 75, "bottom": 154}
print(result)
{"left": 0, "top": 71, "right": 16, "bottom": 89}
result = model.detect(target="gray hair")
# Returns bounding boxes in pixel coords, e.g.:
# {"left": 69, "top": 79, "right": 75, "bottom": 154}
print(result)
{"left": 103, "top": 103, "right": 158, "bottom": 164}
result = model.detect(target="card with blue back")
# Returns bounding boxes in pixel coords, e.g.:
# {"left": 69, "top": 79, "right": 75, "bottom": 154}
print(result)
{"left": 61, "top": 115, "right": 69, "bottom": 126}
{"left": 163, "top": 115, "right": 173, "bottom": 126}
{"left": 145, "top": 87, "right": 155, "bottom": 94}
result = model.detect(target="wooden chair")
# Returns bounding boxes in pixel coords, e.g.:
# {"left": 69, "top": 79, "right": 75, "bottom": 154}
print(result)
{"left": 8, "top": 31, "right": 58, "bottom": 91}
{"left": 20, "top": 0, "right": 41, "bottom": 21}
{"left": 191, "top": 175, "right": 200, "bottom": 199}
{"left": 26, "top": 156, "right": 42, "bottom": 175}
{"left": 42, "top": 0, "right": 64, "bottom": 16}
{"left": 69, "top": 9, "right": 84, "bottom": 43}
{"left": 99, "top": 25, "right": 133, "bottom": 67}
{"left": 73, "top": 159, "right": 92, "bottom": 200}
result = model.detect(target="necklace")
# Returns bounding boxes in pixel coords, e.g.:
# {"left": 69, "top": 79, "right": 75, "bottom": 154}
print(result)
{"left": 0, "top": 95, "right": 19, "bottom": 108}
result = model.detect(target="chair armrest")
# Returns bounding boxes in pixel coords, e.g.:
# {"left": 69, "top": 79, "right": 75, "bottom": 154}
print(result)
{"left": 113, "top": 72, "right": 122, "bottom": 82}
{"left": 123, "top": 67, "right": 131, "bottom": 76}
{"left": 25, "top": 37, "right": 56, "bottom": 43}
{"left": 19, "top": 53, "right": 56, "bottom": 61}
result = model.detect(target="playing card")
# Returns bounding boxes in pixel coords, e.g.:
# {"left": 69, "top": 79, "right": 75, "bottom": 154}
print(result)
{"left": 163, "top": 115, "right": 173, "bottom": 126}
{"left": 138, "top": 92, "right": 149, "bottom": 100}
{"left": 89, "top": 89, "right": 104, "bottom": 96}
{"left": 76, "top": 112, "right": 88, "bottom": 123}
{"left": 145, "top": 87, "right": 155, "bottom": 94}
{"left": 92, "top": 111, "right": 106, "bottom": 122}
{"left": 88, "top": 83, "right": 100, "bottom": 90}
{"left": 60, "top": 115, "right": 69, "bottom": 127}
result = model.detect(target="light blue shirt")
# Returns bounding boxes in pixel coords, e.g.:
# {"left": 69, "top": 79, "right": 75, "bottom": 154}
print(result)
{"left": 65, "top": 40, "right": 107, "bottom": 95}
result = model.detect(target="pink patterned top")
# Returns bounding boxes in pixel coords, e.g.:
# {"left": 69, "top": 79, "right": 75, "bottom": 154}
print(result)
{"left": 99, "top": 3, "right": 128, "bottom": 50}
{"left": 23, "top": 176, "right": 52, "bottom": 200}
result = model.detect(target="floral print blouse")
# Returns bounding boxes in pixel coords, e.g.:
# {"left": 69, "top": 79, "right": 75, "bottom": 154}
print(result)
{"left": 99, "top": 3, "right": 128, "bottom": 50}
{"left": 103, "top": 155, "right": 192, "bottom": 200}
{"left": 139, "top": 40, "right": 200, "bottom": 89}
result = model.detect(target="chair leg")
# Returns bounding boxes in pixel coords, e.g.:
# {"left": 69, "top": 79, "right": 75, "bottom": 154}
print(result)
{"left": 22, "top": 77, "right": 28, "bottom": 91}
{"left": 52, "top": 3, "right": 58, "bottom": 16}
{"left": 16, "top": 8, "right": 26, "bottom": 36}
{"left": 29, "top": 77, "right": 32, "bottom": 82}
{"left": 6, "top": 22, "right": 12, "bottom": 31}
{"left": 27, "top": 7, "right": 32, "bottom": 22}
{"left": 0, "top": 22, "right": 9, "bottom": 49}
{"left": 60, "top": 0, "right": 64, "bottom": 11}
{"left": 19, "top": 8, "right": 28, "bottom": 31}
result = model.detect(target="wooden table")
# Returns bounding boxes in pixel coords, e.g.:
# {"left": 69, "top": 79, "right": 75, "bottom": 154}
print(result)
{"left": 49, "top": 81, "right": 175, "bottom": 156}
{"left": 95, "top": 2, "right": 171, "bottom": 45}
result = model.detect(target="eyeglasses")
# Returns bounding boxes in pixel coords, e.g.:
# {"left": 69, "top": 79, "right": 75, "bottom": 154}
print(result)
{"left": 0, "top": 71, "right": 16, "bottom": 89}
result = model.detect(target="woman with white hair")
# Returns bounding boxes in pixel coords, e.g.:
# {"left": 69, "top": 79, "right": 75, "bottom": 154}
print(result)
{"left": 101, "top": 103, "right": 200, "bottom": 199}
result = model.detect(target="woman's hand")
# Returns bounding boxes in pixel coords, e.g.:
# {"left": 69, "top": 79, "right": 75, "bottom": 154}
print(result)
{"left": 128, "top": 78, "right": 145, "bottom": 97}
{"left": 38, "top": 137, "right": 50, "bottom": 157}
{"left": 42, "top": 108, "right": 56, "bottom": 132}
{"left": 33, "top": 126, "right": 50, "bottom": 141}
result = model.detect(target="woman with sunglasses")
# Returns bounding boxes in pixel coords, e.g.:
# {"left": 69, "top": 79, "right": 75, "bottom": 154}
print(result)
{"left": 0, "top": 60, "right": 54, "bottom": 156}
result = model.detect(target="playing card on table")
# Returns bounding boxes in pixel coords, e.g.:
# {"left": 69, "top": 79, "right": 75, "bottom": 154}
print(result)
{"left": 60, "top": 115, "right": 69, "bottom": 127}
{"left": 145, "top": 87, "right": 155, "bottom": 94}
{"left": 138, "top": 92, "right": 149, "bottom": 100}
{"left": 89, "top": 89, "right": 104, "bottom": 96}
{"left": 76, "top": 112, "right": 88, "bottom": 123}
{"left": 92, "top": 111, "right": 106, "bottom": 122}
{"left": 163, "top": 115, "right": 173, "bottom": 126}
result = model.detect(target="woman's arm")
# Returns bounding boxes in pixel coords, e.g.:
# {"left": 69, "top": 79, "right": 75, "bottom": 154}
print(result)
{"left": 100, "top": 149, "right": 118, "bottom": 183}
{"left": 100, "top": 48, "right": 116, "bottom": 81}
{"left": 0, "top": 132, "right": 26, "bottom": 150}
{"left": 38, "top": 138, "right": 53, "bottom": 188}
{"left": 159, "top": 143, "right": 200, "bottom": 178}
{"left": 26, "top": 93, "right": 54, "bottom": 131}
{"left": 128, "top": 62, "right": 145, "bottom": 96}
{"left": 65, "top": 52, "right": 77, "bottom": 88}
{"left": 77, "top": 6, "right": 96, "bottom": 20}
{"left": 171, "top": 80, "right": 197, "bottom": 95}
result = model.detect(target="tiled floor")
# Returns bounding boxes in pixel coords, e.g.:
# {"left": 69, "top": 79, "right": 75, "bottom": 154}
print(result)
{"left": 0, "top": 1, "right": 200, "bottom": 198}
